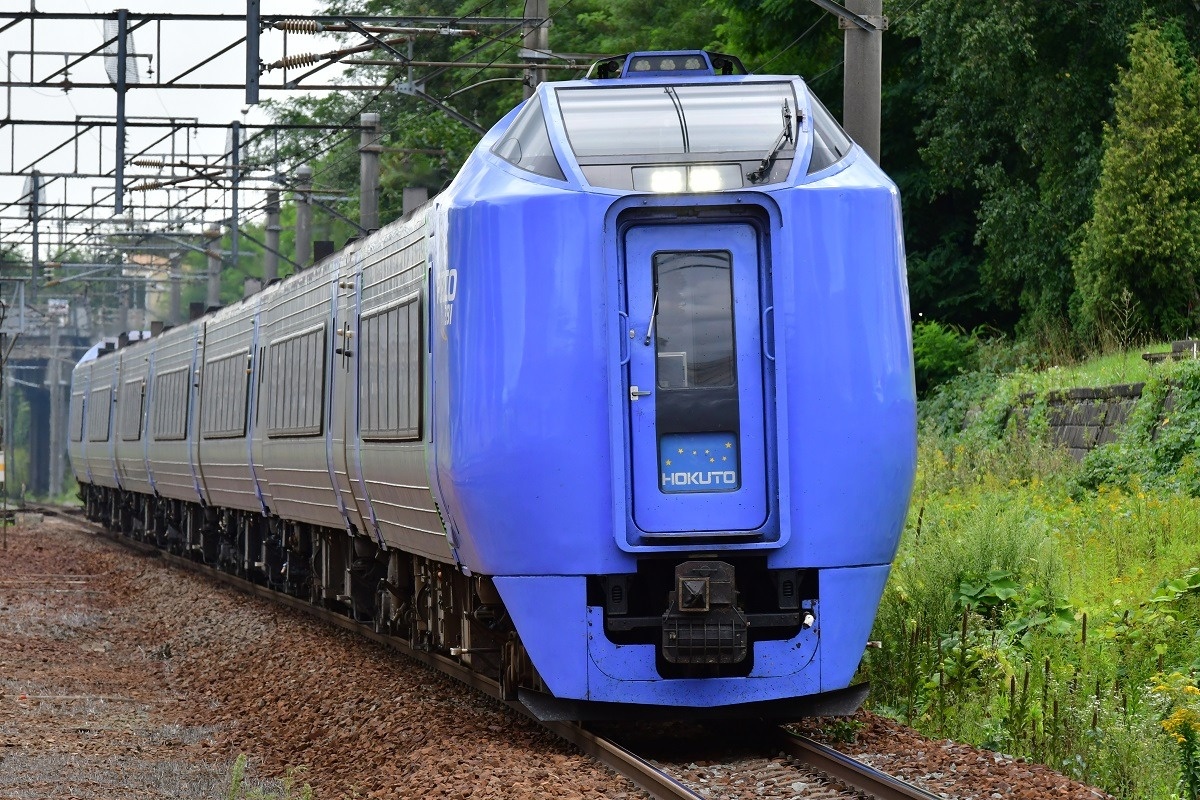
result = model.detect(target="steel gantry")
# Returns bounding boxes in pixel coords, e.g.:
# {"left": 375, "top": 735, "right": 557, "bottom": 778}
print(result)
{"left": 0, "top": 2, "right": 569, "bottom": 502}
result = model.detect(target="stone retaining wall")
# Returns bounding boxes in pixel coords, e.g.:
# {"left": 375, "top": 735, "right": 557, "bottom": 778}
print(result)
{"left": 1015, "top": 383, "right": 1146, "bottom": 461}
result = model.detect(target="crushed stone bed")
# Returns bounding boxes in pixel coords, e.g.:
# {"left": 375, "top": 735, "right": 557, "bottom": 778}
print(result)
{"left": 1, "top": 516, "right": 1113, "bottom": 799}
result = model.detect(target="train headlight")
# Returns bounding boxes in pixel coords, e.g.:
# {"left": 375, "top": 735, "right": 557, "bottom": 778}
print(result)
{"left": 632, "top": 164, "right": 743, "bottom": 193}
{"left": 687, "top": 166, "right": 725, "bottom": 192}
{"left": 642, "top": 167, "right": 686, "bottom": 193}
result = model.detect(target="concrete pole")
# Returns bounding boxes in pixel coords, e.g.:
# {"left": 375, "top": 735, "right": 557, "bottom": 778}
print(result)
{"left": 206, "top": 224, "right": 222, "bottom": 309}
{"left": 842, "top": 0, "right": 885, "bottom": 165}
{"left": 47, "top": 322, "right": 63, "bottom": 498}
{"left": 295, "top": 165, "right": 313, "bottom": 269}
{"left": 117, "top": 279, "right": 129, "bottom": 334}
{"left": 168, "top": 253, "right": 182, "bottom": 325}
{"left": 263, "top": 190, "right": 281, "bottom": 284}
{"left": 521, "top": 0, "right": 550, "bottom": 99}
{"left": 359, "top": 113, "right": 381, "bottom": 232}
{"left": 229, "top": 120, "right": 241, "bottom": 283}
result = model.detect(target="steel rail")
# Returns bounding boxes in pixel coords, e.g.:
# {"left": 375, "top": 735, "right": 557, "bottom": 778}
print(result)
{"left": 60, "top": 510, "right": 702, "bottom": 800}
{"left": 779, "top": 729, "right": 945, "bottom": 800}
{"left": 57, "top": 506, "right": 938, "bottom": 800}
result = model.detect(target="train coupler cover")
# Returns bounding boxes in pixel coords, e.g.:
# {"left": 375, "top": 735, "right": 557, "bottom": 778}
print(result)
{"left": 661, "top": 560, "right": 748, "bottom": 664}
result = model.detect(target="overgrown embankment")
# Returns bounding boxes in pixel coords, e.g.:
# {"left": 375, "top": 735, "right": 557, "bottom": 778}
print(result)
{"left": 859, "top": 358, "right": 1200, "bottom": 800}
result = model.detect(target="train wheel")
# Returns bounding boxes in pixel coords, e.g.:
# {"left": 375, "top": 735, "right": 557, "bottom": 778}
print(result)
{"left": 499, "top": 638, "right": 519, "bottom": 701}
{"left": 373, "top": 589, "right": 390, "bottom": 635}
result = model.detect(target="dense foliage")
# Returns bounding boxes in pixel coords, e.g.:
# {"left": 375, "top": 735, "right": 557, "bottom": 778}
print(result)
{"left": 245, "top": 7, "right": 1200, "bottom": 794}
{"left": 911, "top": 320, "right": 977, "bottom": 397}
{"left": 863, "top": 355, "right": 1200, "bottom": 798}
{"left": 1073, "top": 22, "right": 1200, "bottom": 342}
{"left": 253, "top": 0, "right": 1200, "bottom": 354}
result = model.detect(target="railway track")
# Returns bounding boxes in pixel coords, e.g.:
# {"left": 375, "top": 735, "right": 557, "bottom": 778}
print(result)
{"left": 49, "top": 504, "right": 942, "bottom": 800}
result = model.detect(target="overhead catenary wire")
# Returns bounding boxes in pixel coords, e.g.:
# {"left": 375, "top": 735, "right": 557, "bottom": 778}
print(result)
{"left": 437, "top": 0, "right": 582, "bottom": 101}
{"left": 1, "top": 2, "right": 589, "bottom": 277}
{"left": 752, "top": 15, "right": 826, "bottom": 74}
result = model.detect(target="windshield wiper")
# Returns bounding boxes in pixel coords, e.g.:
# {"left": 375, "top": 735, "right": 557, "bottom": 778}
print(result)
{"left": 748, "top": 99, "right": 795, "bottom": 184}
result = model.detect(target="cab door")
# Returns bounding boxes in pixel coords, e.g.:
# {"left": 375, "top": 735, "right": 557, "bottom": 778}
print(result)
{"left": 624, "top": 222, "right": 768, "bottom": 534}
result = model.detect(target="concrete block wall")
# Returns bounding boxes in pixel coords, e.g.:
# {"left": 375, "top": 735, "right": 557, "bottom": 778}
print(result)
{"left": 1013, "top": 384, "right": 1145, "bottom": 461}
{"left": 1044, "top": 384, "right": 1143, "bottom": 460}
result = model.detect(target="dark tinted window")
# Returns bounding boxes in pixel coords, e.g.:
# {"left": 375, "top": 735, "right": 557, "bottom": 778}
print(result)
{"left": 653, "top": 251, "right": 735, "bottom": 389}
{"left": 359, "top": 295, "right": 422, "bottom": 440}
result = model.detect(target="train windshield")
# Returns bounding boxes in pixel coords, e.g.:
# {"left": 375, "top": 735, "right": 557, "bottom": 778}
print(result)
{"left": 556, "top": 82, "right": 800, "bottom": 190}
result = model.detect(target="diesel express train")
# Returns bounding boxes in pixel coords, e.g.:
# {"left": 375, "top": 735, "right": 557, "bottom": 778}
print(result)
{"left": 69, "top": 51, "right": 917, "bottom": 720}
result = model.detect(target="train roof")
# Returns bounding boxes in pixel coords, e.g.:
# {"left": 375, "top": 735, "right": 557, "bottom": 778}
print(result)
{"left": 474, "top": 52, "right": 870, "bottom": 194}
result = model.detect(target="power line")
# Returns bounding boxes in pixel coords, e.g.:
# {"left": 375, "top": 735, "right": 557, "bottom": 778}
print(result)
{"left": 752, "top": 16, "right": 826, "bottom": 74}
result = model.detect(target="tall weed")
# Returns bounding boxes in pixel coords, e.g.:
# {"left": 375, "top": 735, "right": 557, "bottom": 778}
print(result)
{"left": 865, "top": 354, "right": 1200, "bottom": 798}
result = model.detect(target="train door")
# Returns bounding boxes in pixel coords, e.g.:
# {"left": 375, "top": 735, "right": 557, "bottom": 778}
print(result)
{"left": 186, "top": 322, "right": 207, "bottom": 503}
{"left": 624, "top": 222, "right": 769, "bottom": 534}
{"left": 330, "top": 268, "right": 368, "bottom": 536}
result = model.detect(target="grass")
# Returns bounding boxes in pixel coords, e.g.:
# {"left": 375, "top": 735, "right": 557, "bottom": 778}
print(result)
{"left": 226, "top": 754, "right": 312, "bottom": 800}
{"left": 1015, "top": 342, "right": 1171, "bottom": 394}
{"left": 857, "top": 353, "right": 1200, "bottom": 799}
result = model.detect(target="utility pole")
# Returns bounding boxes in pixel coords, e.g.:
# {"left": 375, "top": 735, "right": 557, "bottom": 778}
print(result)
{"left": 206, "top": 224, "right": 222, "bottom": 309}
{"left": 295, "top": 165, "right": 313, "bottom": 269}
{"left": 521, "top": 0, "right": 550, "bottom": 98}
{"left": 229, "top": 120, "right": 241, "bottom": 285}
{"left": 28, "top": 171, "right": 41, "bottom": 281}
{"left": 168, "top": 253, "right": 182, "bottom": 324}
{"left": 114, "top": 8, "right": 130, "bottom": 213}
{"left": 47, "top": 321, "right": 63, "bottom": 498}
{"left": 360, "top": 113, "right": 381, "bottom": 232}
{"left": 117, "top": 279, "right": 130, "bottom": 333}
{"left": 263, "top": 190, "right": 281, "bottom": 285}
{"left": 840, "top": 0, "right": 885, "bottom": 165}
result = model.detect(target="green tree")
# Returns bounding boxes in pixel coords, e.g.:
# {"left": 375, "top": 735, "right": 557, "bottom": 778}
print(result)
{"left": 1072, "top": 21, "right": 1200, "bottom": 341}
{"left": 904, "top": 1, "right": 1200, "bottom": 341}
{"left": 262, "top": 0, "right": 734, "bottom": 237}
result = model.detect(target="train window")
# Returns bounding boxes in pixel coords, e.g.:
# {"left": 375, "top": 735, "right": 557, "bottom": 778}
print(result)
{"left": 69, "top": 391, "right": 86, "bottom": 443}
{"left": 265, "top": 324, "right": 327, "bottom": 438}
{"left": 653, "top": 251, "right": 735, "bottom": 389}
{"left": 491, "top": 96, "right": 567, "bottom": 181}
{"left": 359, "top": 294, "right": 423, "bottom": 441}
{"left": 87, "top": 386, "right": 113, "bottom": 442}
{"left": 200, "top": 350, "right": 251, "bottom": 439}
{"left": 807, "top": 90, "right": 853, "bottom": 174}
{"left": 557, "top": 82, "right": 797, "bottom": 190}
{"left": 119, "top": 377, "right": 145, "bottom": 441}
{"left": 558, "top": 83, "right": 795, "bottom": 158}
{"left": 152, "top": 366, "right": 190, "bottom": 441}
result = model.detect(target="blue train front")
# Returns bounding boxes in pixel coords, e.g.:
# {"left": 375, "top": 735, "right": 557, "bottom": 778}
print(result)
{"left": 429, "top": 52, "right": 917, "bottom": 714}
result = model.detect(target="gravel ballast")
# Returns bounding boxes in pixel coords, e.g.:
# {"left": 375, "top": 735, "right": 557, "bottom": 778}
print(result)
{"left": 1, "top": 516, "right": 1115, "bottom": 799}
